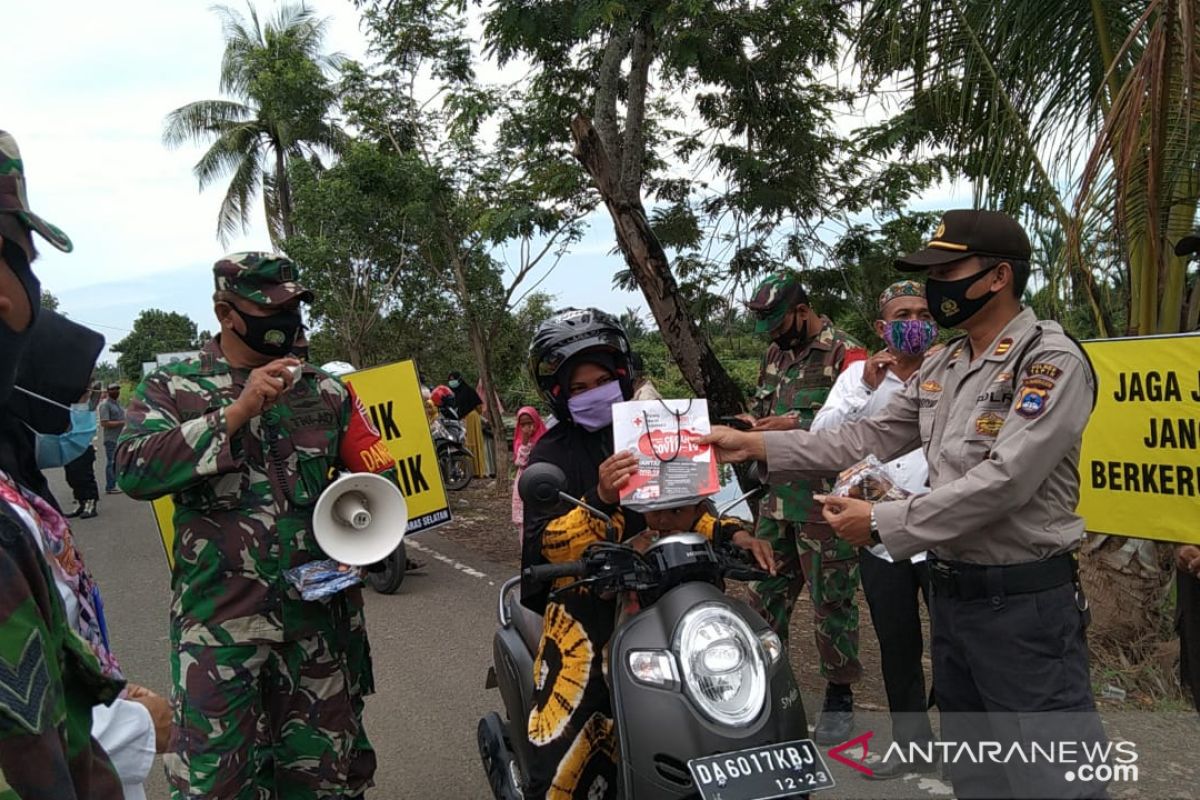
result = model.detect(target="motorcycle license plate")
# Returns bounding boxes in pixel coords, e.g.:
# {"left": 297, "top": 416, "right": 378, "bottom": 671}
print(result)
{"left": 688, "top": 739, "right": 835, "bottom": 800}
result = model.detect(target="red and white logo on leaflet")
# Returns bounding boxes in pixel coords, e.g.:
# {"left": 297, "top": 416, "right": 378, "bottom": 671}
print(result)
{"left": 638, "top": 429, "right": 706, "bottom": 460}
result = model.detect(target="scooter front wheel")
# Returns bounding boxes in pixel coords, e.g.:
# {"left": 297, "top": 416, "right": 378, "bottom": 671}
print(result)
{"left": 366, "top": 543, "right": 407, "bottom": 594}
{"left": 478, "top": 713, "right": 524, "bottom": 800}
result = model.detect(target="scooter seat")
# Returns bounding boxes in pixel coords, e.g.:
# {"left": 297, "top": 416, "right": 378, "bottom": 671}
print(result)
{"left": 506, "top": 592, "right": 544, "bottom": 654}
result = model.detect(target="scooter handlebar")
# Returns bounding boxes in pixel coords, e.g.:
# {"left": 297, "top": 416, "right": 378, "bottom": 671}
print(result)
{"left": 524, "top": 561, "right": 587, "bottom": 583}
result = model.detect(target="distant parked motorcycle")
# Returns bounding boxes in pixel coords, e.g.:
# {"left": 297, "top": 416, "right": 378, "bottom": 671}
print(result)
{"left": 431, "top": 415, "right": 475, "bottom": 491}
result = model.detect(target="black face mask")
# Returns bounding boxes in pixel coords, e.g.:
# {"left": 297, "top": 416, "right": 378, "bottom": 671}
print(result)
{"left": 0, "top": 247, "right": 41, "bottom": 405}
{"left": 926, "top": 265, "right": 1000, "bottom": 328}
{"left": 231, "top": 306, "right": 303, "bottom": 358}
{"left": 773, "top": 312, "right": 813, "bottom": 351}
{"left": 10, "top": 310, "right": 105, "bottom": 434}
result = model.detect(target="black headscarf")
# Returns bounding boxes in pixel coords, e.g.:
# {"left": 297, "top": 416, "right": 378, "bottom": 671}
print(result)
{"left": 2, "top": 311, "right": 105, "bottom": 509}
{"left": 449, "top": 372, "right": 483, "bottom": 416}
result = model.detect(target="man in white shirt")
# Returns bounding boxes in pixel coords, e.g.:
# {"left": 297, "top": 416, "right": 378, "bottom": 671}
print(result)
{"left": 810, "top": 280, "right": 937, "bottom": 778}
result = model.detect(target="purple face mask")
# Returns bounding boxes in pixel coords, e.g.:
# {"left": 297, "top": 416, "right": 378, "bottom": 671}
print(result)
{"left": 882, "top": 319, "right": 939, "bottom": 356}
{"left": 567, "top": 380, "right": 625, "bottom": 432}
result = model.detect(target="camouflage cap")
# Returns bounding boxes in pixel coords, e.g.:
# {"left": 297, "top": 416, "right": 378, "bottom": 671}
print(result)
{"left": 0, "top": 130, "right": 73, "bottom": 253}
{"left": 747, "top": 272, "right": 808, "bottom": 333}
{"left": 213, "top": 252, "right": 313, "bottom": 307}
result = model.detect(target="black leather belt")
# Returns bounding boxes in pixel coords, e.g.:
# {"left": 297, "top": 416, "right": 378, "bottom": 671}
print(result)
{"left": 928, "top": 553, "right": 1077, "bottom": 601}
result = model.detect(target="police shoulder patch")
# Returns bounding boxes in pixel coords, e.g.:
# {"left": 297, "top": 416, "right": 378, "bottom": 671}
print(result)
{"left": 1015, "top": 384, "right": 1050, "bottom": 419}
{"left": 1022, "top": 375, "right": 1055, "bottom": 391}
{"left": 1026, "top": 362, "right": 1063, "bottom": 380}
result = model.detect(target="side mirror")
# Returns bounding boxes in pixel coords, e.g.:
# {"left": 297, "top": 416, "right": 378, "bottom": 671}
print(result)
{"left": 518, "top": 462, "right": 569, "bottom": 510}
{"left": 739, "top": 461, "right": 765, "bottom": 493}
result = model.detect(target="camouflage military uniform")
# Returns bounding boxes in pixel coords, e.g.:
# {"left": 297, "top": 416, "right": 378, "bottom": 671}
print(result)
{"left": 0, "top": 129, "right": 123, "bottom": 800}
{"left": 748, "top": 275, "right": 866, "bottom": 685}
{"left": 116, "top": 254, "right": 396, "bottom": 800}
{"left": 0, "top": 474, "right": 126, "bottom": 800}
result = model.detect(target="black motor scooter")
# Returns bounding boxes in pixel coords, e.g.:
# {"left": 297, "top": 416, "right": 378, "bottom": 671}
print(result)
{"left": 478, "top": 463, "right": 834, "bottom": 800}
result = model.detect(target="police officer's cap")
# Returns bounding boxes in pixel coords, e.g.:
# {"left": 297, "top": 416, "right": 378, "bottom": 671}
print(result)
{"left": 897, "top": 210, "right": 1032, "bottom": 271}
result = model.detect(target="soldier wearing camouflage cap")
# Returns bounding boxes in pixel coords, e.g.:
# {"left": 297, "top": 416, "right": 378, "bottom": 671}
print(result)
{"left": 0, "top": 130, "right": 130, "bottom": 798}
{"left": 744, "top": 271, "right": 868, "bottom": 745}
{"left": 116, "top": 252, "right": 395, "bottom": 799}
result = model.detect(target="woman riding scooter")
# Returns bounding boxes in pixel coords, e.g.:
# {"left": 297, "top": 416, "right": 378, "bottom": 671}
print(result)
{"left": 521, "top": 308, "right": 775, "bottom": 800}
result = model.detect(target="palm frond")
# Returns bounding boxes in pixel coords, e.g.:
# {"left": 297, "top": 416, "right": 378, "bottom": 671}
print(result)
{"left": 856, "top": 0, "right": 1146, "bottom": 215}
{"left": 213, "top": 3, "right": 263, "bottom": 96}
{"left": 193, "top": 120, "right": 267, "bottom": 191}
{"left": 1071, "top": 0, "right": 1200, "bottom": 334}
{"left": 215, "top": 144, "right": 264, "bottom": 245}
{"left": 163, "top": 99, "right": 254, "bottom": 148}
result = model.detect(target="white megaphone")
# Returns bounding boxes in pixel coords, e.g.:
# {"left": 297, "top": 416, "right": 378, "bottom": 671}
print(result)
{"left": 313, "top": 472, "right": 409, "bottom": 565}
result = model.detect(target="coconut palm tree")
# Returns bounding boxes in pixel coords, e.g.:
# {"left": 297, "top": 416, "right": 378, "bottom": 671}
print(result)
{"left": 163, "top": 2, "right": 346, "bottom": 246}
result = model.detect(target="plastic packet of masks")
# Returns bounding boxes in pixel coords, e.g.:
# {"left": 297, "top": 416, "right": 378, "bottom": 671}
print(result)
{"left": 830, "top": 455, "right": 911, "bottom": 502}
{"left": 285, "top": 559, "right": 362, "bottom": 601}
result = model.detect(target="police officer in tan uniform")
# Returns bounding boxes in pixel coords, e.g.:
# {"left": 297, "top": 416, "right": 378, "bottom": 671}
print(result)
{"left": 704, "top": 210, "right": 1109, "bottom": 799}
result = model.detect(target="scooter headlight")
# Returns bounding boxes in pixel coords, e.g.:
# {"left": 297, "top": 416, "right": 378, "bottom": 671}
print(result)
{"left": 676, "top": 603, "right": 767, "bottom": 726}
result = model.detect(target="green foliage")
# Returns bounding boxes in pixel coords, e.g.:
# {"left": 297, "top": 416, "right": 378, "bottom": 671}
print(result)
{"left": 91, "top": 362, "right": 121, "bottom": 387}
{"left": 40, "top": 290, "right": 59, "bottom": 312}
{"left": 286, "top": 139, "right": 442, "bottom": 366}
{"left": 163, "top": 1, "right": 345, "bottom": 244}
{"left": 111, "top": 309, "right": 205, "bottom": 380}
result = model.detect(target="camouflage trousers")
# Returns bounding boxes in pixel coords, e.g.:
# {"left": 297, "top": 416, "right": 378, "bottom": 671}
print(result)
{"left": 165, "top": 632, "right": 359, "bottom": 800}
{"left": 250, "top": 611, "right": 376, "bottom": 798}
{"left": 750, "top": 518, "right": 863, "bottom": 685}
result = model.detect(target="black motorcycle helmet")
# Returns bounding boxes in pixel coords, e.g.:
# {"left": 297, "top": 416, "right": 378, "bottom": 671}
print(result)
{"left": 528, "top": 307, "right": 637, "bottom": 419}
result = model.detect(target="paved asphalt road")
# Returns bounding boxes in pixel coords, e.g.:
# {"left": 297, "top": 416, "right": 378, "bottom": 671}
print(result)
{"left": 56, "top": 468, "right": 1200, "bottom": 800}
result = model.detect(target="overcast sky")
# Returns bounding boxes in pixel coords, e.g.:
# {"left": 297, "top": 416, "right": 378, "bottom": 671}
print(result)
{"left": 7, "top": 0, "right": 969, "bottom": 364}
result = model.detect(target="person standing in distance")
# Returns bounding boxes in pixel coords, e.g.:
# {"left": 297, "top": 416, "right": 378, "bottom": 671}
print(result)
{"left": 743, "top": 271, "right": 867, "bottom": 745}
{"left": 62, "top": 381, "right": 102, "bottom": 519}
{"left": 809, "top": 280, "right": 938, "bottom": 778}
{"left": 703, "top": 210, "right": 1107, "bottom": 799}
{"left": 116, "top": 253, "right": 399, "bottom": 800}
{"left": 98, "top": 382, "right": 125, "bottom": 495}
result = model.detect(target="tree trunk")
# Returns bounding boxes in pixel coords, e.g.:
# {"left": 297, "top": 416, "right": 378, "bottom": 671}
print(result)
{"left": 438, "top": 225, "right": 511, "bottom": 494}
{"left": 570, "top": 114, "right": 747, "bottom": 416}
{"left": 274, "top": 145, "right": 296, "bottom": 242}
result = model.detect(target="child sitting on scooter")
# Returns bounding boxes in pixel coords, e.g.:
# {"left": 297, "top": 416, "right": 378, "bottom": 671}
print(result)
{"left": 631, "top": 499, "right": 777, "bottom": 575}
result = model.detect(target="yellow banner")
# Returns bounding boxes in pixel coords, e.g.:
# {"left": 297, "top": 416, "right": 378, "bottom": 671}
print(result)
{"left": 152, "top": 359, "right": 451, "bottom": 569}
{"left": 1078, "top": 334, "right": 1200, "bottom": 545}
